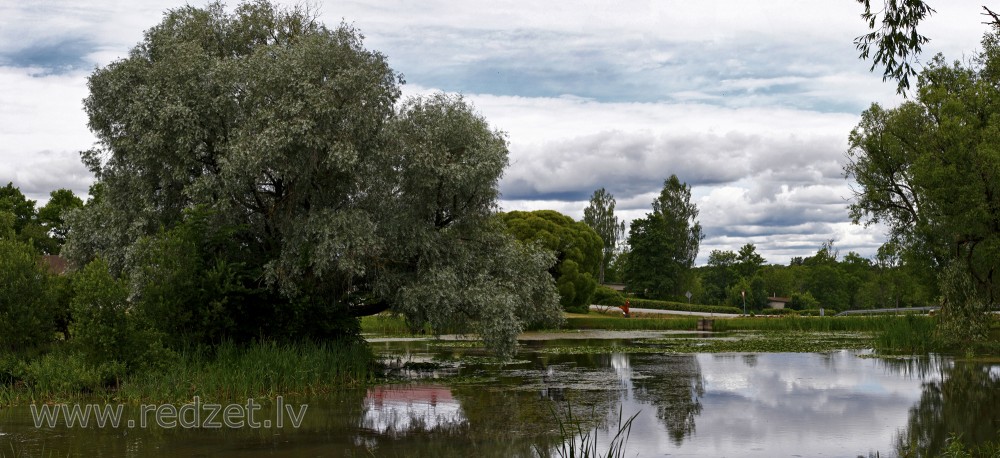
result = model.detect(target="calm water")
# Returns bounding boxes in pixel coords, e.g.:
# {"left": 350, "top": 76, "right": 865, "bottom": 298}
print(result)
{"left": 1, "top": 335, "right": 999, "bottom": 457}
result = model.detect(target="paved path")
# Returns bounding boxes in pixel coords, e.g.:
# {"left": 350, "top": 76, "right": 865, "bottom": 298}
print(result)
{"left": 589, "top": 304, "right": 740, "bottom": 318}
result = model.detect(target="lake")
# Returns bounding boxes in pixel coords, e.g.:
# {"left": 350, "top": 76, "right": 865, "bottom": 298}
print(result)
{"left": 1, "top": 331, "right": 998, "bottom": 457}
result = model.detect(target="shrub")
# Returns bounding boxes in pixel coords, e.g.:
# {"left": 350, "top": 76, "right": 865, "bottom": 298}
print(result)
{"left": 21, "top": 350, "right": 123, "bottom": 395}
{"left": 70, "top": 258, "right": 173, "bottom": 373}
{"left": 0, "top": 239, "right": 59, "bottom": 354}
{"left": 789, "top": 291, "right": 819, "bottom": 310}
{"left": 592, "top": 285, "right": 625, "bottom": 307}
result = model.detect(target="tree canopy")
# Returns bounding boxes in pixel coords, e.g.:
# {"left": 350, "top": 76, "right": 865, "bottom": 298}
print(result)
{"left": 501, "top": 210, "right": 602, "bottom": 312}
{"left": 846, "top": 30, "right": 1000, "bottom": 344}
{"left": 63, "top": 1, "right": 560, "bottom": 356}
{"left": 625, "top": 175, "right": 703, "bottom": 299}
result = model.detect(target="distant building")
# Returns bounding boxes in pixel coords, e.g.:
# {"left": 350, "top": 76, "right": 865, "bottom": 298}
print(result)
{"left": 602, "top": 283, "right": 627, "bottom": 292}
{"left": 40, "top": 255, "right": 68, "bottom": 275}
{"left": 767, "top": 296, "right": 791, "bottom": 310}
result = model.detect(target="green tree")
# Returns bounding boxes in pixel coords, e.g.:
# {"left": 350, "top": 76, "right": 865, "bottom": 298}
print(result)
{"left": 846, "top": 32, "right": 1000, "bottom": 319}
{"left": 583, "top": 188, "right": 626, "bottom": 284}
{"left": 0, "top": 238, "right": 58, "bottom": 354}
{"left": 71, "top": 258, "right": 170, "bottom": 373}
{"left": 37, "top": 189, "right": 84, "bottom": 252}
{"left": 0, "top": 183, "right": 55, "bottom": 254}
{"left": 625, "top": 175, "right": 703, "bottom": 299}
{"left": 501, "top": 210, "right": 602, "bottom": 312}
{"left": 0, "top": 182, "right": 36, "bottom": 234}
{"left": 735, "top": 243, "right": 766, "bottom": 280}
{"left": 701, "top": 249, "right": 737, "bottom": 305}
{"left": 62, "top": 1, "right": 560, "bottom": 356}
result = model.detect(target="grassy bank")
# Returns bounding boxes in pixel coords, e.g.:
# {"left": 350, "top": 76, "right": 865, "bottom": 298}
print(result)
{"left": 0, "top": 340, "right": 376, "bottom": 405}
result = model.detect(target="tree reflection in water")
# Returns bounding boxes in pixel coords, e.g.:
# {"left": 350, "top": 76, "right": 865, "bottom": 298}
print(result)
{"left": 891, "top": 360, "right": 1000, "bottom": 457}
{"left": 631, "top": 354, "right": 705, "bottom": 445}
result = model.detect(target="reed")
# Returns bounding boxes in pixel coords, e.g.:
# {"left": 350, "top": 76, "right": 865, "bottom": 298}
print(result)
{"left": 116, "top": 340, "right": 376, "bottom": 403}
{"left": 546, "top": 405, "right": 638, "bottom": 458}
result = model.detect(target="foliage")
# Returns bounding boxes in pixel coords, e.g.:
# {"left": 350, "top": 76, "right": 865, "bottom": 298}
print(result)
{"left": 70, "top": 259, "right": 173, "bottom": 373}
{"left": 20, "top": 350, "right": 120, "bottom": 396}
{"left": 0, "top": 239, "right": 59, "bottom": 354}
{"left": 0, "top": 183, "right": 59, "bottom": 254}
{"left": 789, "top": 291, "right": 819, "bottom": 310}
{"left": 625, "top": 175, "right": 702, "bottom": 299}
{"left": 62, "top": 1, "right": 560, "bottom": 355}
{"left": 855, "top": 0, "right": 935, "bottom": 94}
{"left": 36, "top": 189, "right": 83, "bottom": 251}
{"left": 117, "top": 340, "right": 375, "bottom": 403}
{"left": 871, "top": 313, "right": 937, "bottom": 354}
{"left": 129, "top": 207, "right": 278, "bottom": 346}
{"left": 846, "top": 37, "right": 1000, "bottom": 306}
{"left": 592, "top": 285, "right": 625, "bottom": 307}
{"left": 583, "top": 188, "right": 626, "bottom": 284}
{"left": 936, "top": 262, "right": 992, "bottom": 352}
{"left": 502, "top": 210, "right": 602, "bottom": 312}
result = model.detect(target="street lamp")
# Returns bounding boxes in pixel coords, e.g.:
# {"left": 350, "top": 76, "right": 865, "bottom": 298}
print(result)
{"left": 741, "top": 290, "right": 746, "bottom": 316}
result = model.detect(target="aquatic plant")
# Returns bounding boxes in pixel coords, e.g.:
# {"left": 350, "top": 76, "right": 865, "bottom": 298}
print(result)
{"left": 545, "top": 404, "right": 638, "bottom": 458}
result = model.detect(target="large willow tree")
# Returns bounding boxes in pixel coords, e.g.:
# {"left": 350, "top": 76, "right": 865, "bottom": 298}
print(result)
{"left": 846, "top": 30, "right": 1000, "bottom": 345}
{"left": 65, "top": 1, "right": 560, "bottom": 355}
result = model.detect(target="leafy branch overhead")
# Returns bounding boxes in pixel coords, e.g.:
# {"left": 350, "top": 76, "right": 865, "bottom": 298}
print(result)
{"left": 855, "top": 0, "right": 935, "bottom": 94}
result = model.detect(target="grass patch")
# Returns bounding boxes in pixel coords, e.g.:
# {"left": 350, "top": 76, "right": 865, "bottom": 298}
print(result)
{"left": 361, "top": 314, "right": 415, "bottom": 335}
{"left": 564, "top": 316, "right": 699, "bottom": 331}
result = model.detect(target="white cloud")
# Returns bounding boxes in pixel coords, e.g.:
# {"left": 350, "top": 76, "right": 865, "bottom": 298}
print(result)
{"left": 0, "top": 0, "right": 991, "bottom": 259}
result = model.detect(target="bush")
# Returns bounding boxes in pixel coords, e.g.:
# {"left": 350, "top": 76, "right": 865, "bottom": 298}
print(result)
{"left": 21, "top": 350, "right": 123, "bottom": 395}
{"left": 0, "top": 239, "right": 60, "bottom": 353}
{"left": 789, "top": 291, "right": 819, "bottom": 310}
{"left": 70, "top": 259, "right": 173, "bottom": 373}
{"left": 592, "top": 285, "right": 625, "bottom": 307}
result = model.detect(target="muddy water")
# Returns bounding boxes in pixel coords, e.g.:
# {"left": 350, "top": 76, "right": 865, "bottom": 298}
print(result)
{"left": 1, "top": 333, "right": 998, "bottom": 457}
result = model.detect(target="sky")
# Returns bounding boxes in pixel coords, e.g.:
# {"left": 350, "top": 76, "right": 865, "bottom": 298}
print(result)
{"left": 0, "top": 1, "right": 991, "bottom": 265}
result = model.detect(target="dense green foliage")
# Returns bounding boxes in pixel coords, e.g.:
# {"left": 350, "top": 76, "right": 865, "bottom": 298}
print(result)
{"left": 501, "top": 210, "right": 602, "bottom": 312}
{"left": 846, "top": 30, "right": 1000, "bottom": 347}
{"left": 625, "top": 175, "right": 702, "bottom": 300}
{"left": 58, "top": 1, "right": 560, "bottom": 356}
{"left": 0, "top": 184, "right": 80, "bottom": 255}
{"left": 692, "top": 239, "right": 933, "bottom": 313}
{"left": 0, "top": 238, "right": 60, "bottom": 354}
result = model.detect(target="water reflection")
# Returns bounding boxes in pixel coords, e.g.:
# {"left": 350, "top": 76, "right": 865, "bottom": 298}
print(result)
{"left": 631, "top": 354, "right": 705, "bottom": 445}
{"left": 4, "top": 340, "right": 1000, "bottom": 457}
{"left": 894, "top": 361, "right": 1000, "bottom": 457}
{"left": 362, "top": 385, "right": 465, "bottom": 437}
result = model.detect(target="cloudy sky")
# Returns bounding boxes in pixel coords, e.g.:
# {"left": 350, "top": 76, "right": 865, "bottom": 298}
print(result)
{"left": 0, "top": 1, "right": 990, "bottom": 264}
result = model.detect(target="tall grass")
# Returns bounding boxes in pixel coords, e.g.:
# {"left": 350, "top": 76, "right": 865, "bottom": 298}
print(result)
{"left": 870, "top": 314, "right": 938, "bottom": 354}
{"left": 1, "top": 340, "right": 377, "bottom": 405}
{"left": 713, "top": 316, "right": 891, "bottom": 332}
{"left": 117, "top": 340, "right": 376, "bottom": 403}
{"left": 564, "top": 317, "right": 699, "bottom": 331}
{"left": 360, "top": 314, "right": 413, "bottom": 335}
